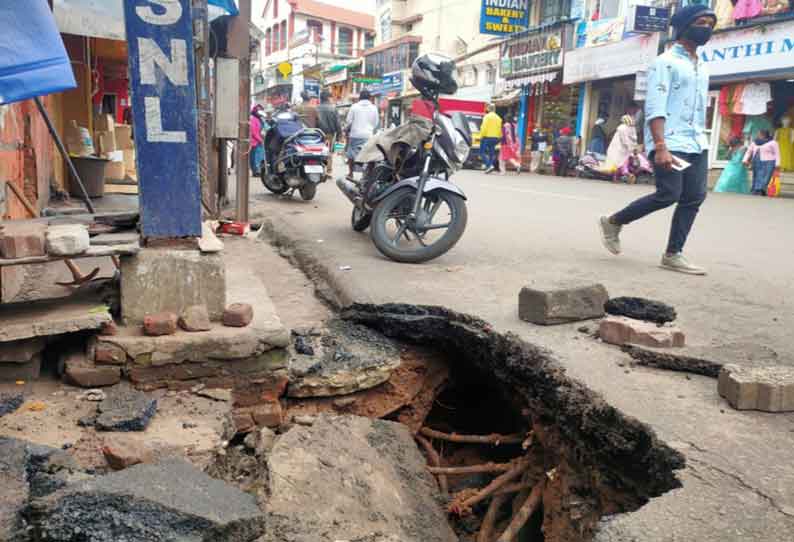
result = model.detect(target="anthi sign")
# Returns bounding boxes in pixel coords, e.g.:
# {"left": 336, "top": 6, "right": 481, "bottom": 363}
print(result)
{"left": 699, "top": 20, "right": 794, "bottom": 81}
{"left": 480, "top": 0, "right": 530, "bottom": 36}
{"left": 501, "top": 31, "right": 563, "bottom": 79}
{"left": 124, "top": 0, "right": 201, "bottom": 238}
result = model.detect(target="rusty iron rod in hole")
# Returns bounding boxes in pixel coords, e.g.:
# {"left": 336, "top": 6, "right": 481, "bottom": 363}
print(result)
{"left": 415, "top": 434, "right": 448, "bottom": 495}
{"left": 477, "top": 493, "right": 509, "bottom": 542}
{"left": 449, "top": 458, "right": 530, "bottom": 515}
{"left": 421, "top": 427, "right": 525, "bottom": 445}
{"left": 493, "top": 481, "right": 534, "bottom": 497}
{"left": 495, "top": 481, "right": 544, "bottom": 542}
{"left": 428, "top": 462, "right": 514, "bottom": 475}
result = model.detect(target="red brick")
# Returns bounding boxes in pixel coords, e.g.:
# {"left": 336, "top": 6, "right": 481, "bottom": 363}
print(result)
{"left": 0, "top": 223, "right": 46, "bottom": 259}
{"left": 179, "top": 305, "right": 212, "bottom": 332}
{"left": 143, "top": 312, "right": 178, "bottom": 336}
{"left": 65, "top": 360, "right": 121, "bottom": 388}
{"left": 232, "top": 411, "right": 256, "bottom": 433}
{"left": 222, "top": 303, "right": 253, "bottom": 327}
{"left": 94, "top": 342, "right": 127, "bottom": 365}
{"left": 128, "top": 363, "right": 223, "bottom": 386}
{"left": 249, "top": 402, "right": 283, "bottom": 428}
{"left": 599, "top": 316, "right": 685, "bottom": 348}
{"left": 102, "top": 435, "right": 153, "bottom": 470}
{"left": 232, "top": 373, "right": 289, "bottom": 407}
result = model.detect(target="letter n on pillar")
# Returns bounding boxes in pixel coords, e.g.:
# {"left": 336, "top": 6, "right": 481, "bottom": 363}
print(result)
{"left": 124, "top": 0, "right": 202, "bottom": 238}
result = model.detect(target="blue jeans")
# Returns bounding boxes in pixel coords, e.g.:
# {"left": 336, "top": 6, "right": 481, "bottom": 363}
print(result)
{"left": 480, "top": 137, "right": 499, "bottom": 169}
{"left": 613, "top": 151, "right": 708, "bottom": 254}
{"left": 250, "top": 143, "right": 265, "bottom": 174}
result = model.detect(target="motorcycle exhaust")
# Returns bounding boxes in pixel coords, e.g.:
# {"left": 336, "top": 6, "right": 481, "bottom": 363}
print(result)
{"left": 336, "top": 177, "right": 360, "bottom": 204}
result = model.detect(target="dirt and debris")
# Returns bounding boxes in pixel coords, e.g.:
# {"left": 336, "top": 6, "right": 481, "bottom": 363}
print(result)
{"left": 92, "top": 385, "right": 158, "bottom": 432}
{"left": 604, "top": 297, "right": 677, "bottom": 324}
{"left": 0, "top": 392, "right": 24, "bottom": 416}
{"left": 623, "top": 341, "right": 779, "bottom": 378}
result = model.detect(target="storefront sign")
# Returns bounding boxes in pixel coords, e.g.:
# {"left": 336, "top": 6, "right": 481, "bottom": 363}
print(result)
{"left": 585, "top": 17, "right": 625, "bottom": 47}
{"left": 124, "top": 0, "right": 201, "bottom": 238}
{"left": 700, "top": 20, "right": 794, "bottom": 81}
{"left": 381, "top": 71, "right": 404, "bottom": 94}
{"left": 628, "top": 6, "right": 670, "bottom": 33}
{"left": 325, "top": 68, "right": 348, "bottom": 85}
{"left": 304, "top": 79, "right": 320, "bottom": 98}
{"left": 480, "top": 0, "right": 530, "bottom": 36}
{"left": 563, "top": 32, "right": 660, "bottom": 85}
{"left": 634, "top": 70, "right": 648, "bottom": 101}
{"left": 501, "top": 31, "right": 563, "bottom": 78}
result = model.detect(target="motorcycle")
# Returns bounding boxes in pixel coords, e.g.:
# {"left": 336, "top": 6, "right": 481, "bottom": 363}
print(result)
{"left": 261, "top": 110, "right": 329, "bottom": 201}
{"left": 336, "top": 106, "right": 471, "bottom": 264}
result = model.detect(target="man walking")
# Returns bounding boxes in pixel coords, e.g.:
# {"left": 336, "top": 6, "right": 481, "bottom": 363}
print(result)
{"left": 344, "top": 90, "right": 379, "bottom": 180}
{"left": 316, "top": 90, "right": 342, "bottom": 175}
{"left": 294, "top": 90, "right": 318, "bottom": 128}
{"left": 480, "top": 104, "right": 502, "bottom": 174}
{"left": 598, "top": 5, "right": 716, "bottom": 275}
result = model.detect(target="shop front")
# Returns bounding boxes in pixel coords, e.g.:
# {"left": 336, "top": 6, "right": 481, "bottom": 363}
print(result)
{"left": 564, "top": 32, "right": 661, "bottom": 156}
{"left": 700, "top": 19, "right": 794, "bottom": 187}
{"left": 499, "top": 22, "right": 575, "bottom": 171}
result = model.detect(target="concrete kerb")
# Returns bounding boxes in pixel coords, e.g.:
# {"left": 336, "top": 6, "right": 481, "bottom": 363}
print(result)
{"left": 257, "top": 217, "right": 371, "bottom": 309}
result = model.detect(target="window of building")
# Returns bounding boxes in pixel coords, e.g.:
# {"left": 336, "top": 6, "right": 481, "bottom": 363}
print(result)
{"left": 365, "top": 33, "right": 375, "bottom": 49}
{"left": 380, "top": 10, "right": 392, "bottom": 42}
{"left": 540, "top": 0, "right": 571, "bottom": 24}
{"left": 591, "top": 0, "right": 620, "bottom": 20}
{"left": 307, "top": 20, "right": 323, "bottom": 44}
{"left": 281, "top": 21, "right": 287, "bottom": 50}
{"left": 273, "top": 24, "right": 280, "bottom": 51}
{"left": 273, "top": 0, "right": 278, "bottom": 19}
{"left": 486, "top": 64, "right": 496, "bottom": 85}
{"left": 338, "top": 27, "right": 353, "bottom": 56}
{"left": 265, "top": 29, "right": 272, "bottom": 55}
{"left": 365, "top": 41, "right": 419, "bottom": 78}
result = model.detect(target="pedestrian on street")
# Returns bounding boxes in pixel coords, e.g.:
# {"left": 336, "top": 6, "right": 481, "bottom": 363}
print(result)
{"left": 294, "top": 90, "right": 318, "bottom": 128}
{"left": 316, "top": 90, "right": 342, "bottom": 176}
{"left": 344, "top": 89, "right": 379, "bottom": 181}
{"left": 606, "top": 115, "right": 638, "bottom": 172}
{"left": 553, "top": 126, "right": 575, "bottom": 177}
{"left": 743, "top": 129, "right": 780, "bottom": 195}
{"left": 599, "top": 4, "right": 717, "bottom": 276}
{"left": 480, "top": 104, "right": 502, "bottom": 174}
{"left": 499, "top": 116, "right": 522, "bottom": 175}
{"left": 589, "top": 118, "right": 607, "bottom": 154}
{"left": 249, "top": 104, "right": 265, "bottom": 175}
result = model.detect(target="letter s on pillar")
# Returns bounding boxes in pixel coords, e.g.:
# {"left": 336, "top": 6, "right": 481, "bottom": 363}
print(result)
{"left": 136, "top": 0, "right": 183, "bottom": 25}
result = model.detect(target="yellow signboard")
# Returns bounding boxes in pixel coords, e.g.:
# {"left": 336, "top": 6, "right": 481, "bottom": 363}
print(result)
{"left": 277, "top": 62, "right": 293, "bottom": 78}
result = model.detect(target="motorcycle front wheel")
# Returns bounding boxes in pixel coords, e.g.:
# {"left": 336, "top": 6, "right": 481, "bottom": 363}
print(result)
{"left": 370, "top": 187, "right": 467, "bottom": 264}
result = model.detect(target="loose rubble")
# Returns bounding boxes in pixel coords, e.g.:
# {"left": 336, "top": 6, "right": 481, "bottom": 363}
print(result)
{"left": 519, "top": 283, "right": 609, "bottom": 325}
{"left": 599, "top": 315, "right": 685, "bottom": 348}
{"left": 94, "top": 386, "right": 158, "bottom": 431}
{"left": 718, "top": 364, "right": 794, "bottom": 412}
{"left": 604, "top": 297, "right": 677, "bottom": 324}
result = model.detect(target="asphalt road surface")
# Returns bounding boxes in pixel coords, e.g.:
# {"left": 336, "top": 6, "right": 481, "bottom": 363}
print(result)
{"left": 248, "top": 166, "right": 794, "bottom": 540}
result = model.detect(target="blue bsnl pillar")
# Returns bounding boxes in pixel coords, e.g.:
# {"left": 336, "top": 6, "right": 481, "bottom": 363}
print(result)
{"left": 124, "top": 0, "right": 202, "bottom": 238}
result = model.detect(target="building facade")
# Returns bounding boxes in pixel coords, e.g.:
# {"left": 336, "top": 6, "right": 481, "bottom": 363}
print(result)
{"left": 253, "top": 0, "right": 376, "bottom": 106}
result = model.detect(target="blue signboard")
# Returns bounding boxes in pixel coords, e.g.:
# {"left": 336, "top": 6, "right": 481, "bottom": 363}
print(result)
{"left": 304, "top": 79, "right": 320, "bottom": 98}
{"left": 631, "top": 6, "right": 671, "bottom": 33}
{"left": 123, "top": 0, "right": 202, "bottom": 238}
{"left": 480, "top": 0, "right": 530, "bottom": 36}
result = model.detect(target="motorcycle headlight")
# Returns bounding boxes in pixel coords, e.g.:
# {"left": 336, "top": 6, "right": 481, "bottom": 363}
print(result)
{"left": 455, "top": 139, "right": 470, "bottom": 165}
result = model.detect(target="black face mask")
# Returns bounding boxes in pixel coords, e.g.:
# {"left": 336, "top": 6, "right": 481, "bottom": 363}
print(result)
{"left": 681, "top": 25, "right": 713, "bottom": 46}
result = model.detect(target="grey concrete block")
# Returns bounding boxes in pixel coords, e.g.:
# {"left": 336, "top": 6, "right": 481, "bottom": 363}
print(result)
{"left": 0, "top": 338, "right": 45, "bottom": 363}
{"left": 45, "top": 224, "right": 89, "bottom": 256}
{"left": 0, "top": 355, "right": 42, "bottom": 382}
{"left": 120, "top": 248, "right": 226, "bottom": 325}
{"left": 718, "top": 364, "right": 794, "bottom": 413}
{"left": 519, "top": 283, "right": 609, "bottom": 325}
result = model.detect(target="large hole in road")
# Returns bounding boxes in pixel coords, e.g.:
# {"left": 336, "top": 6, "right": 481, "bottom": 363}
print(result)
{"left": 339, "top": 303, "right": 685, "bottom": 542}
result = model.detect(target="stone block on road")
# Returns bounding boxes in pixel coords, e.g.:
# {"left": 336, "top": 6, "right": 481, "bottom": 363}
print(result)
{"left": 64, "top": 353, "right": 121, "bottom": 388}
{"left": 223, "top": 303, "right": 253, "bottom": 327}
{"left": 45, "top": 224, "right": 90, "bottom": 256}
{"left": 599, "top": 316, "right": 685, "bottom": 348}
{"left": 0, "top": 222, "right": 46, "bottom": 259}
{"left": 179, "top": 304, "right": 212, "bottom": 332}
{"left": 27, "top": 459, "right": 266, "bottom": 541}
{"left": 519, "top": 283, "right": 609, "bottom": 325}
{"left": 718, "top": 364, "right": 794, "bottom": 412}
{"left": 121, "top": 249, "right": 226, "bottom": 325}
{"left": 95, "top": 387, "right": 157, "bottom": 432}
{"left": 143, "top": 312, "right": 178, "bottom": 336}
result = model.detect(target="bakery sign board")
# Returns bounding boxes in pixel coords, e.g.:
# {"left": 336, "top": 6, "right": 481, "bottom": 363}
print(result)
{"left": 500, "top": 30, "right": 563, "bottom": 79}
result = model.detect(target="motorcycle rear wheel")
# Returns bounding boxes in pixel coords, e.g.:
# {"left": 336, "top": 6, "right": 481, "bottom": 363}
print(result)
{"left": 261, "top": 167, "right": 288, "bottom": 195}
{"left": 299, "top": 183, "right": 317, "bottom": 201}
{"left": 370, "top": 187, "right": 467, "bottom": 264}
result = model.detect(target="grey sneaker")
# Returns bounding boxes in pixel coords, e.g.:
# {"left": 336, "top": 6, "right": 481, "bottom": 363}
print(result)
{"left": 660, "top": 253, "right": 707, "bottom": 275}
{"left": 598, "top": 216, "right": 622, "bottom": 255}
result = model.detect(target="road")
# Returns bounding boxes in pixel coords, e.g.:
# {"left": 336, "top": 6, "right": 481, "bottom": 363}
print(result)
{"left": 247, "top": 166, "right": 794, "bottom": 540}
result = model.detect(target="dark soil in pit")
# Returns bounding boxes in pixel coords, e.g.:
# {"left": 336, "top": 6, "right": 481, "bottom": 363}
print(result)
{"left": 340, "top": 303, "right": 686, "bottom": 542}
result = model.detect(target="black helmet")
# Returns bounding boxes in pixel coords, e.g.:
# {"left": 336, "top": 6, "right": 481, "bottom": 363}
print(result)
{"left": 411, "top": 53, "right": 457, "bottom": 99}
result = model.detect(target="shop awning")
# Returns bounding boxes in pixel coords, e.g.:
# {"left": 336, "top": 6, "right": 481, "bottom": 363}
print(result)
{"left": 0, "top": 0, "right": 76, "bottom": 105}
{"left": 504, "top": 71, "right": 559, "bottom": 90}
{"left": 53, "top": 0, "right": 239, "bottom": 40}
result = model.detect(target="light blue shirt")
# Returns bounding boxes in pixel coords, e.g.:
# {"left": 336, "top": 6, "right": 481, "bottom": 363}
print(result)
{"left": 644, "top": 43, "right": 709, "bottom": 155}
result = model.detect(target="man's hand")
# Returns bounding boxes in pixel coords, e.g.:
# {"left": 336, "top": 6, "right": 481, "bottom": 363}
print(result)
{"left": 654, "top": 147, "right": 674, "bottom": 170}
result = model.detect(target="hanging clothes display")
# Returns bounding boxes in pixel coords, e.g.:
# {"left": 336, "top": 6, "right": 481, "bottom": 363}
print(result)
{"left": 761, "top": 0, "right": 789, "bottom": 15}
{"left": 774, "top": 117, "right": 794, "bottom": 171}
{"left": 744, "top": 115, "right": 773, "bottom": 140}
{"left": 739, "top": 82, "right": 772, "bottom": 115}
{"left": 714, "top": 0, "right": 735, "bottom": 29}
{"left": 731, "top": 84, "right": 746, "bottom": 115}
{"left": 733, "top": 0, "right": 763, "bottom": 21}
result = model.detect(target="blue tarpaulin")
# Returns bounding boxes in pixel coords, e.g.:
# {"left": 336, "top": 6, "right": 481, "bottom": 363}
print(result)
{"left": 0, "top": 0, "right": 76, "bottom": 105}
{"left": 209, "top": 0, "right": 239, "bottom": 16}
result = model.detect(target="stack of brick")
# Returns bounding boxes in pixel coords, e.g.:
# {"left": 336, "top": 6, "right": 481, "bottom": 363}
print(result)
{"left": 0, "top": 338, "right": 45, "bottom": 382}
